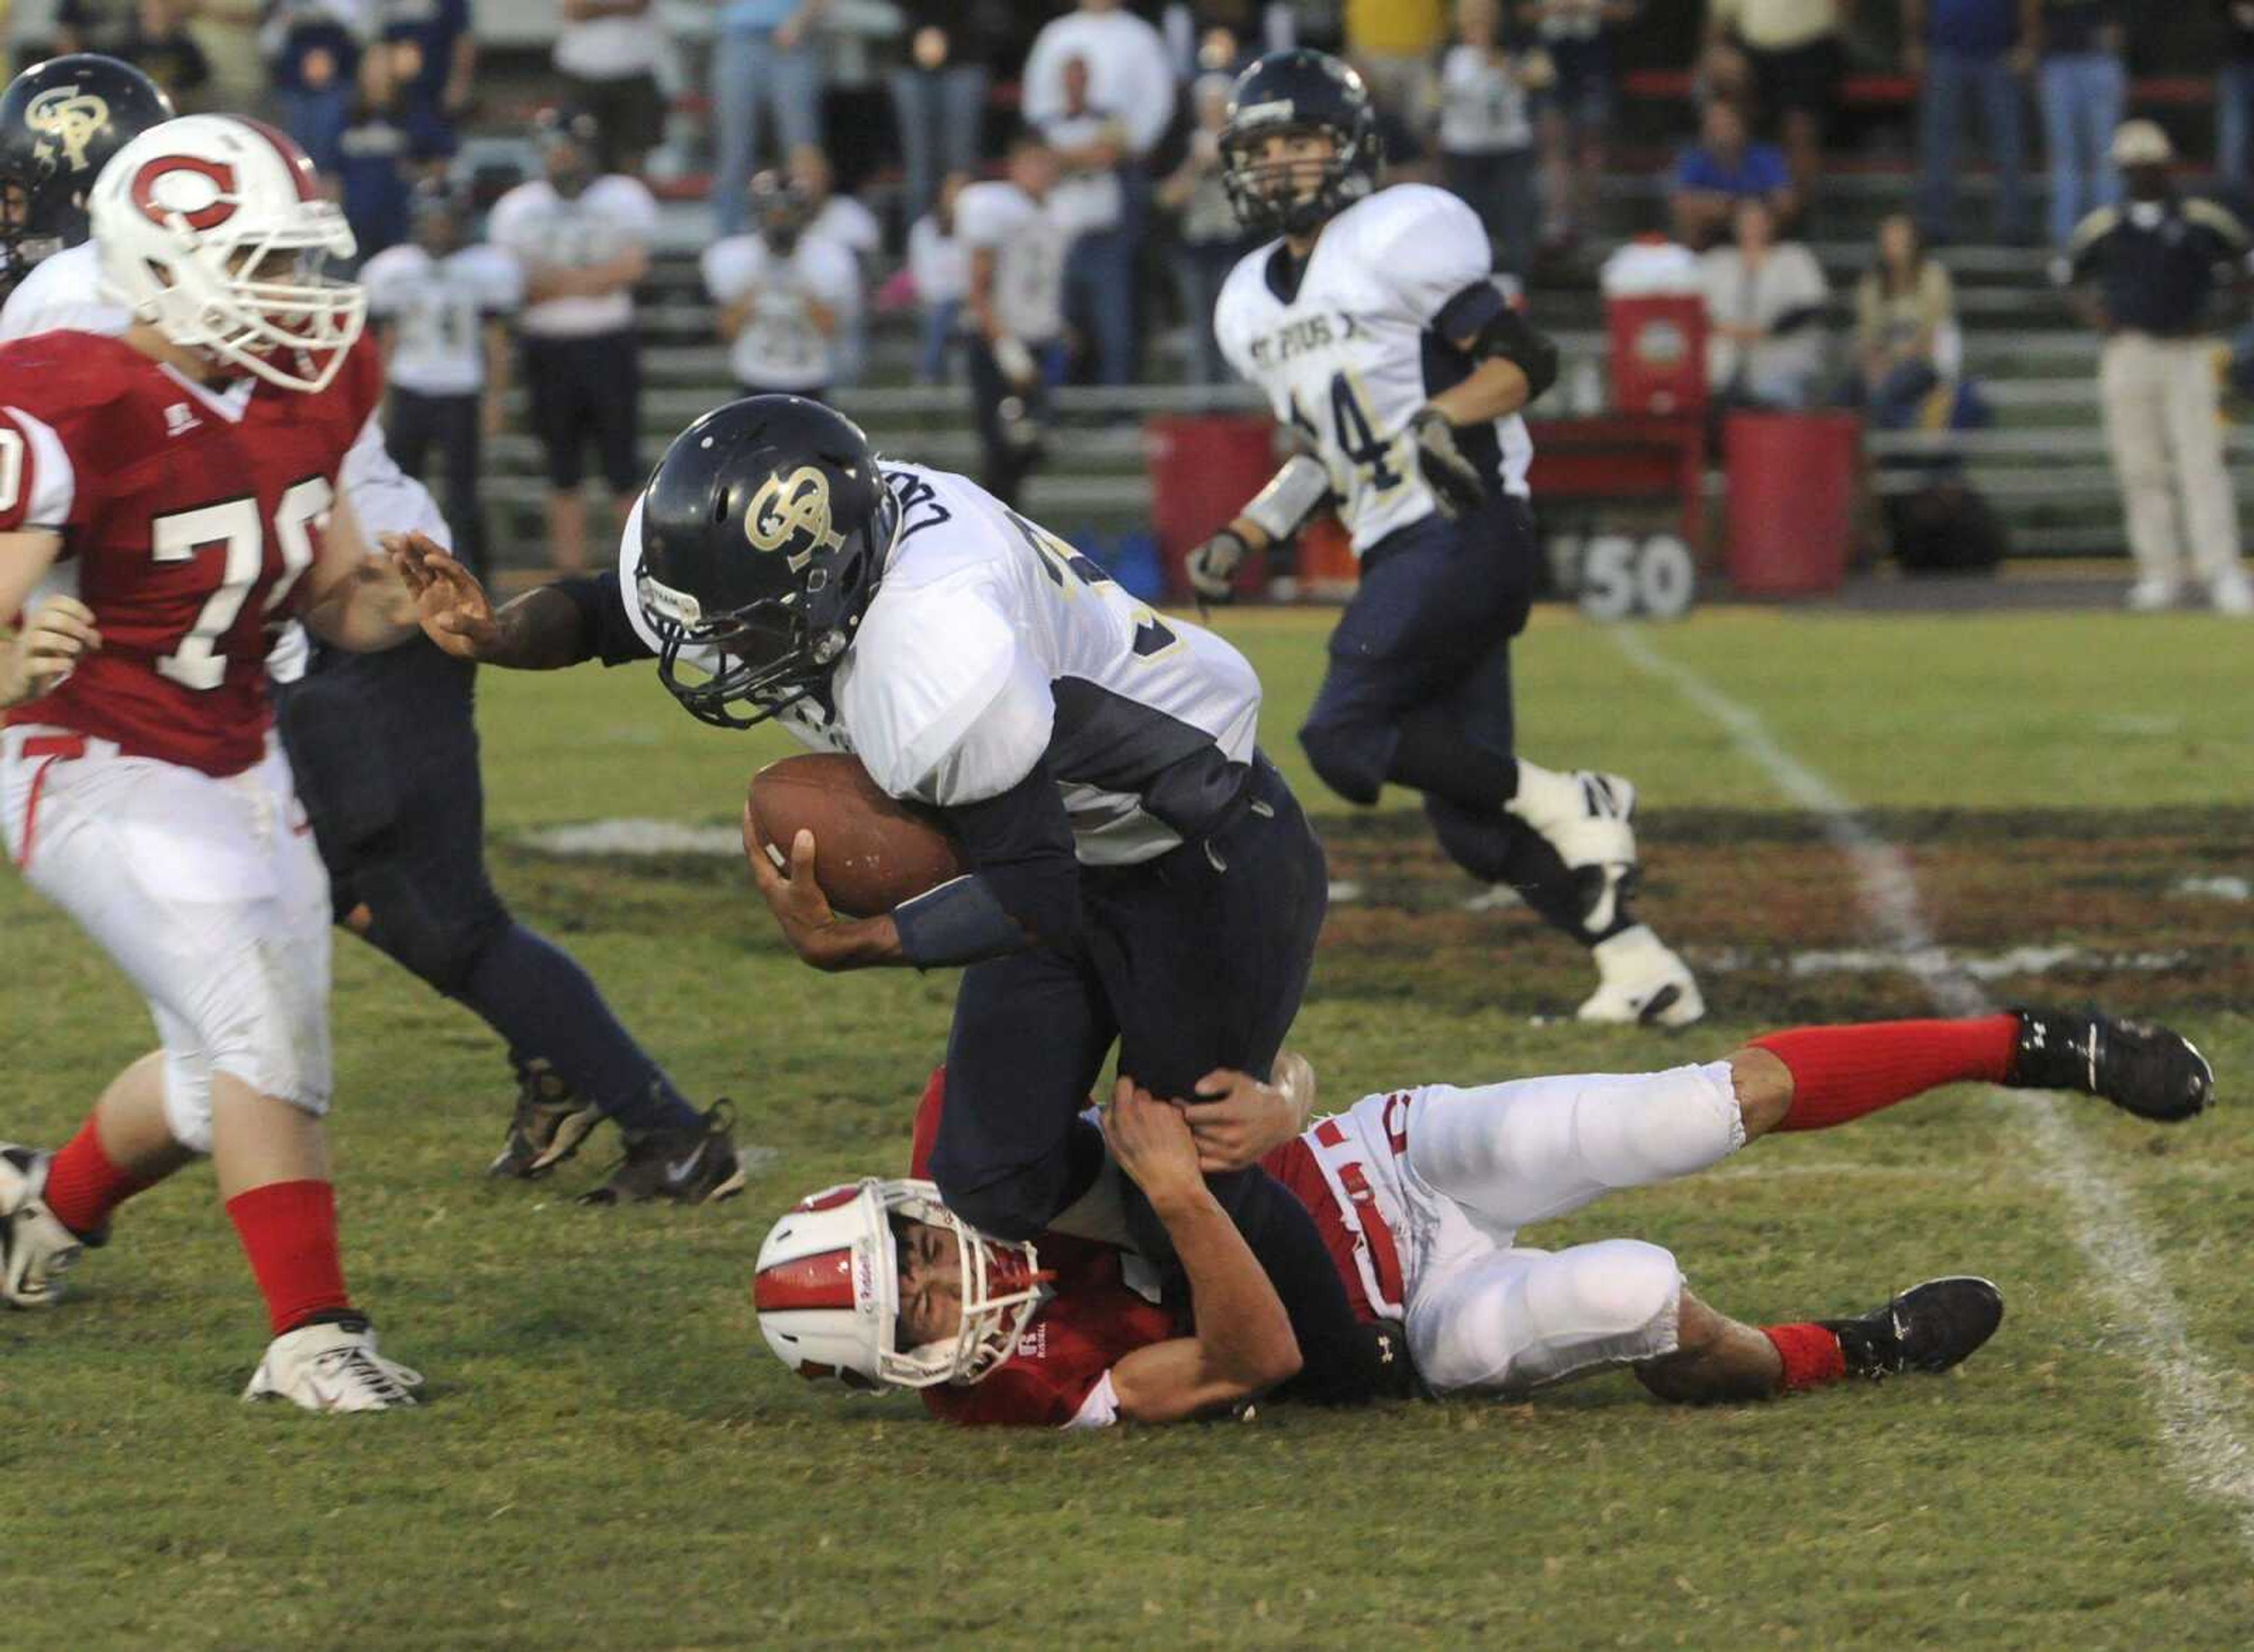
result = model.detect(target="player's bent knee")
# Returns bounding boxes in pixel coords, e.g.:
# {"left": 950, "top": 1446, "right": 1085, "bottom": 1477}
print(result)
{"left": 1571, "top": 1241, "right": 1686, "bottom": 1350}
{"left": 357, "top": 874, "right": 510, "bottom": 997}
{"left": 938, "top": 1165, "right": 1065, "bottom": 1244}
{"left": 1297, "top": 720, "right": 1386, "bottom": 808}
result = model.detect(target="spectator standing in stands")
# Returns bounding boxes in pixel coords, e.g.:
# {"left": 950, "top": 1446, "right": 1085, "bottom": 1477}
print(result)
{"left": 1041, "top": 54, "right": 1138, "bottom": 386}
{"left": 958, "top": 129, "right": 1070, "bottom": 507}
{"left": 1673, "top": 97, "right": 1796, "bottom": 249}
{"left": 1157, "top": 72, "right": 1250, "bottom": 386}
{"left": 711, "top": 0, "right": 829, "bottom": 237}
{"left": 555, "top": 0, "right": 667, "bottom": 176}
{"left": 362, "top": 183, "right": 521, "bottom": 575}
{"left": 2222, "top": 3, "right": 2254, "bottom": 203}
{"left": 336, "top": 71, "right": 419, "bottom": 259}
{"left": 1700, "top": 194, "right": 1831, "bottom": 408}
{"left": 1437, "top": 0, "right": 1542, "bottom": 280}
{"left": 2033, "top": 1, "right": 2124, "bottom": 249}
{"left": 889, "top": 1, "right": 1004, "bottom": 228}
{"left": 487, "top": 107, "right": 659, "bottom": 574}
{"left": 1705, "top": 0, "right": 1847, "bottom": 229}
{"left": 374, "top": 0, "right": 472, "bottom": 162}
{"left": 906, "top": 170, "right": 971, "bottom": 384}
{"left": 1524, "top": 1, "right": 1636, "bottom": 255}
{"left": 1342, "top": 0, "right": 1445, "bottom": 131}
{"left": 264, "top": 0, "right": 376, "bottom": 175}
{"left": 181, "top": 1, "right": 265, "bottom": 115}
{"left": 1853, "top": 211, "right": 1959, "bottom": 423}
{"left": 1905, "top": 0, "right": 2033, "bottom": 245}
{"left": 2059, "top": 120, "right": 2254, "bottom": 614}
{"left": 701, "top": 170, "right": 862, "bottom": 400}
{"left": 55, "top": 0, "right": 212, "bottom": 100}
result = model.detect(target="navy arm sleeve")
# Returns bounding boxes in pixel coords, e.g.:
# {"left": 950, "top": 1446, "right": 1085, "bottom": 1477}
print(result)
{"left": 555, "top": 570, "right": 658, "bottom": 667}
{"left": 896, "top": 759, "right": 1086, "bottom": 967}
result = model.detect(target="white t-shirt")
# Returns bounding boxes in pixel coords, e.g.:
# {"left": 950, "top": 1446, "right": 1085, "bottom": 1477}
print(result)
{"left": 1438, "top": 46, "right": 1533, "bottom": 155}
{"left": 485, "top": 174, "right": 659, "bottom": 339}
{"left": 954, "top": 181, "right": 1069, "bottom": 344}
{"left": 1699, "top": 241, "right": 1830, "bottom": 397}
{"left": 555, "top": 8, "right": 660, "bottom": 78}
{"left": 619, "top": 462, "right": 1263, "bottom": 863}
{"left": 699, "top": 232, "right": 862, "bottom": 390}
{"left": 1216, "top": 184, "right": 1536, "bottom": 553}
{"left": 1042, "top": 111, "right": 1126, "bottom": 238}
{"left": 907, "top": 212, "right": 970, "bottom": 306}
{"left": 361, "top": 243, "right": 524, "bottom": 397}
{"left": 1021, "top": 8, "right": 1177, "bottom": 157}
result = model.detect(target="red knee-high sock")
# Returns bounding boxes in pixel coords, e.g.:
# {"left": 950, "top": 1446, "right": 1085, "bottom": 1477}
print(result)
{"left": 1752, "top": 1015, "right": 2019, "bottom": 1133}
{"left": 42, "top": 1117, "right": 160, "bottom": 1238}
{"left": 1761, "top": 1323, "right": 1847, "bottom": 1391}
{"left": 224, "top": 1180, "right": 353, "bottom": 1336}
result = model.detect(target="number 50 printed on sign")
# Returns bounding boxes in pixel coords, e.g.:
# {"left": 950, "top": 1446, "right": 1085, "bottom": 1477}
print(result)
{"left": 1571, "top": 533, "right": 1697, "bottom": 623}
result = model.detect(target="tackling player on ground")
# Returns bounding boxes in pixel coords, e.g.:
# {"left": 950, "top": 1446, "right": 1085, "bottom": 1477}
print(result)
{"left": 754, "top": 1008, "right": 2212, "bottom": 1425}
{"left": 0, "top": 114, "right": 430, "bottom": 1407}
{"left": 1193, "top": 49, "right": 1701, "bottom": 1028}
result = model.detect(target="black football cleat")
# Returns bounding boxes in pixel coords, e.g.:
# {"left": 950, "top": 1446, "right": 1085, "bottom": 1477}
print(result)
{"left": 487, "top": 1059, "right": 606, "bottom": 1180}
{"left": 2007, "top": 1008, "right": 2215, "bottom": 1123}
{"left": 579, "top": 1103, "right": 748, "bottom": 1207}
{"left": 1820, "top": 1276, "right": 2005, "bottom": 1380}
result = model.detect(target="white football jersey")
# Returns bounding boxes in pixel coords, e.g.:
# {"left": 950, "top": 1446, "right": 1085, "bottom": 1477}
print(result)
{"left": 619, "top": 463, "right": 1261, "bottom": 865}
{"left": 1214, "top": 183, "right": 1535, "bottom": 554}
{"left": 953, "top": 181, "right": 1069, "bottom": 344}
{"left": 485, "top": 175, "right": 659, "bottom": 338}
{"left": 361, "top": 243, "right": 523, "bottom": 397}
{"left": 699, "top": 232, "right": 862, "bottom": 390}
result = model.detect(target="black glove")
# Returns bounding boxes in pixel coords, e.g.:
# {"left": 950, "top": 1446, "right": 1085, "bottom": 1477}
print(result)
{"left": 1408, "top": 404, "right": 1487, "bottom": 519}
{"left": 1186, "top": 526, "right": 1251, "bottom": 603}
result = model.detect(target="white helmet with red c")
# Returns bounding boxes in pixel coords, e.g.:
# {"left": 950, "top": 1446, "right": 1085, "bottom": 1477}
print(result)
{"left": 753, "top": 1178, "right": 1046, "bottom": 1390}
{"left": 85, "top": 113, "right": 364, "bottom": 392}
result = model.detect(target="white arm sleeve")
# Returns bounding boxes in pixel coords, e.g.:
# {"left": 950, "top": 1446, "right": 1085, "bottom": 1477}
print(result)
{"left": 1064, "top": 1371, "right": 1123, "bottom": 1430}
{"left": 840, "top": 589, "right": 1054, "bottom": 806}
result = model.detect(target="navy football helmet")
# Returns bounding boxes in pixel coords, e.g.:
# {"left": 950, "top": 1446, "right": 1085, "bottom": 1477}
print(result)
{"left": 1218, "top": 49, "right": 1382, "bottom": 240}
{"left": 634, "top": 396, "right": 900, "bottom": 729}
{"left": 0, "top": 55, "right": 174, "bottom": 285}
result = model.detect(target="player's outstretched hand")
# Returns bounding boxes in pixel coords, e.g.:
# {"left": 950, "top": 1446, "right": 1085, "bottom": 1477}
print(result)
{"left": 0, "top": 594, "right": 100, "bottom": 708}
{"left": 1101, "top": 1077, "right": 1209, "bottom": 1209}
{"left": 1408, "top": 405, "right": 1487, "bottom": 519}
{"left": 1180, "top": 1067, "right": 1305, "bottom": 1174}
{"left": 385, "top": 531, "right": 497, "bottom": 661}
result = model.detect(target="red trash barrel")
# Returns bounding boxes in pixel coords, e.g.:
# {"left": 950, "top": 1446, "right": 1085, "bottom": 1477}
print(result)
{"left": 1723, "top": 412, "right": 1861, "bottom": 596}
{"left": 1607, "top": 295, "right": 1709, "bottom": 417}
{"left": 1144, "top": 414, "right": 1280, "bottom": 602}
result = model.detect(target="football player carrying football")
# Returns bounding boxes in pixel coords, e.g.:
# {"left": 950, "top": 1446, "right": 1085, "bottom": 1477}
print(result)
{"left": 396, "top": 395, "right": 1396, "bottom": 1406}
{"left": 1193, "top": 49, "right": 1702, "bottom": 1029}
{"left": 0, "top": 116, "right": 432, "bottom": 1406}
{"left": 0, "top": 58, "right": 737, "bottom": 1203}
{"left": 754, "top": 1008, "right": 2212, "bottom": 1425}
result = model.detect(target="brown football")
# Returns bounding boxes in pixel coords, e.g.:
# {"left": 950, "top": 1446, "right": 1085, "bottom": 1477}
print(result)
{"left": 744, "top": 752, "right": 968, "bottom": 918}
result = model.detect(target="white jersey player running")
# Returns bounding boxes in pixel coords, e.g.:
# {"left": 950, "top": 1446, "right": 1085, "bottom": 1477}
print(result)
{"left": 1197, "top": 49, "right": 1701, "bottom": 1028}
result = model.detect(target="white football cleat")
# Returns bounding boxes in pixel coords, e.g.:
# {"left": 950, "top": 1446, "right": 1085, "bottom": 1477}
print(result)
{"left": 2211, "top": 573, "right": 2254, "bottom": 618}
{"left": 0, "top": 1145, "right": 86, "bottom": 1309}
{"left": 1577, "top": 925, "right": 1706, "bottom": 1029}
{"left": 1511, "top": 768, "right": 1638, "bottom": 871}
{"left": 2124, "top": 577, "right": 2180, "bottom": 613}
{"left": 244, "top": 1319, "right": 424, "bottom": 1411}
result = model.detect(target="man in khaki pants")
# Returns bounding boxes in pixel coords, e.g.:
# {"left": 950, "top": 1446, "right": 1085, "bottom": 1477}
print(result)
{"left": 2059, "top": 120, "right": 2254, "bottom": 614}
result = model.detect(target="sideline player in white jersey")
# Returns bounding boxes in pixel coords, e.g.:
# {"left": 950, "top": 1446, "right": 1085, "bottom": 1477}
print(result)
{"left": 748, "top": 1004, "right": 2212, "bottom": 1425}
{"left": 954, "top": 130, "right": 1071, "bottom": 506}
{"left": 0, "top": 86, "right": 739, "bottom": 1200}
{"left": 1195, "top": 49, "right": 1702, "bottom": 1028}
{"left": 394, "top": 395, "right": 1399, "bottom": 1406}
{"left": 701, "top": 170, "right": 862, "bottom": 401}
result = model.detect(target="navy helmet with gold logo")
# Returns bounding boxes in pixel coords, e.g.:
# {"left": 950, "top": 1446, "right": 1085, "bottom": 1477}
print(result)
{"left": 0, "top": 54, "right": 174, "bottom": 287}
{"left": 635, "top": 396, "right": 902, "bottom": 729}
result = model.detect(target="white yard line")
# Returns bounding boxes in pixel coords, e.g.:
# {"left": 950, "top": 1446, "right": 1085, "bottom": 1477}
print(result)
{"left": 1608, "top": 624, "right": 2254, "bottom": 1550}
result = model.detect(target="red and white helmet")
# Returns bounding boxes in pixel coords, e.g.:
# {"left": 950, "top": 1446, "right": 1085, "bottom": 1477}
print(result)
{"left": 85, "top": 113, "right": 364, "bottom": 392}
{"left": 753, "top": 1178, "right": 1046, "bottom": 1391}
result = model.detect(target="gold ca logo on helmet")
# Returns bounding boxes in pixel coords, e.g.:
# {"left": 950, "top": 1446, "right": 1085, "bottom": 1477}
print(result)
{"left": 745, "top": 465, "right": 847, "bottom": 573}
{"left": 25, "top": 86, "right": 110, "bottom": 171}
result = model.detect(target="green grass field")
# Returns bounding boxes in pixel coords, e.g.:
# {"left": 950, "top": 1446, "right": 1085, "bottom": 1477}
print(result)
{"left": 6, "top": 606, "right": 2252, "bottom": 1651}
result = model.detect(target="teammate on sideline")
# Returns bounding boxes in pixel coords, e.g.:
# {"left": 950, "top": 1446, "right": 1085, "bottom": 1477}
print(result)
{"left": 1190, "top": 49, "right": 1702, "bottom": 1029}
{"left": 394, "top": 396, "right": 1397, "bottom": 1406}
{"left": 753, "top": 1008, "right": 2213, "bottom": 1426}
{"left": 0, "top": 116, "right": 430, "bottom": 1407}
{"left": 0, "top": 63, "right": 741, "bottom": 1203}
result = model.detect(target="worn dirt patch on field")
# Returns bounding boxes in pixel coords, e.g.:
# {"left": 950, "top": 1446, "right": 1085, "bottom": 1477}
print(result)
{"left": 1311, "top": 808, "right": 2254, "bottom": 1023}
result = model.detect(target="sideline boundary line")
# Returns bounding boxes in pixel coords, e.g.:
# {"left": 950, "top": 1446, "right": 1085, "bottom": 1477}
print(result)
{"left": 1608, "top": 623, "right": 2254, "bottom": 1550}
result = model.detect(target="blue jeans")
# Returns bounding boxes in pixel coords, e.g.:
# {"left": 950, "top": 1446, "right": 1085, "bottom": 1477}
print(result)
{"left": 1917, "top": 49, "right": 2028, "bottom": 242}
{"left": 710, "top": 28, "right": 824, "bottom": 236}
{"left": 1063, "top": 224, "right": 1138, "bottom": 387}
{"left": 917, "top": 297, "right": 960, "bottom": 384}
{"left": 1169, "top": 240, "right": 1243, "bottom": 386}
{"left": 2222, "top": 63, "right": 2254, "bottom": 200}
{"left": 888, "top": 65, "right": 988, "bottom": 227}
{"left": 2040, "top": 53, "right": 2124, "bottom": 246}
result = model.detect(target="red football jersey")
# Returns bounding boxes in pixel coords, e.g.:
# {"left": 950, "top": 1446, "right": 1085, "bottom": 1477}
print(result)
{"left": 0, "top": 329, "right": 383, "bottom": 776}
{"left": 909, "top": 1067, "right": 1182, "bottom": 1428}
